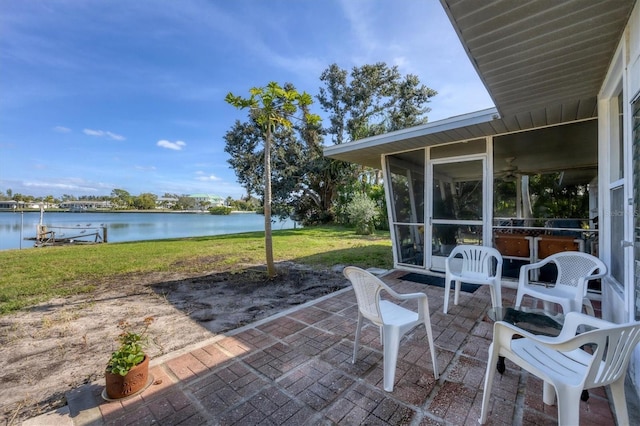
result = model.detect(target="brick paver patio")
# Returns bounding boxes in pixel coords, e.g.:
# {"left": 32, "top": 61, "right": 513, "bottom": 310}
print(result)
{"left": 47, "top": 270, "right": 620, "bottom": 425}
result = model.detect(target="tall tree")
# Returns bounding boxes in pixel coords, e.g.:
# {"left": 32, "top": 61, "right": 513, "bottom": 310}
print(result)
{"left": 225, "top": 82, "right": 320, "bottom": 278}
{"left": 318, "top": 62, "right": 436, "bottom": 143}
{"left": 224, "top": 121, "right": 264, "bottom": 198}
{"left": 111, "top": 189, "right": 133, "bottom": 209}
{"left": 134, "top": 193, "right": 157, "bottom": 210}
{"left": 176, "top": 195, "right": 196, "bottom": 210}
{"left": 314, "top": 62, "right": 437, "bottom": 224}
{"left": 224, "top": 107, "right": 312, "bottom": 219}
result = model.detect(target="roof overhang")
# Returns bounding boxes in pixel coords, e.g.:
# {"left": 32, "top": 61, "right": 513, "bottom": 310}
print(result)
{"left": 325, "top": 108, "right": 498, "bottom": 168}
{"left": 440, "top": 0, "right": 635, "bottom": 119}
{"left": 325, "top": 0, "right": 635, "bottom": 168}
{"left": 324, "top": 106, "right": 597, "bottom": 169}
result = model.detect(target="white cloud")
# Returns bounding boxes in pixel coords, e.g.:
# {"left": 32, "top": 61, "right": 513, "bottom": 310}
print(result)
{"left": 22, "top": 177, "right": 104, "bottom": 193}
{"left": 157, "top": 140, "right": 186, "bottom": 151}
{"left": 53, "top": 126, "right": 71, "bottom": 133}
{"left": 106, "top": 131, "right": 125, "bottom": 141}
{"left": 25, "top": 181, "right": 84, "bottom": 190}
{"left": 83, "top": 129, "right": 125, "bottom": 140}
{"left": 195, "top": 172, "right": 221, "bottom": 181}
{"left": 84, "top": 129, "right": 105, "bottom": 136}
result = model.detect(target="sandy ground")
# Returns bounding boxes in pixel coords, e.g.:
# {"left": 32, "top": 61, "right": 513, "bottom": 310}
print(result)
{"left": 0, "top": 262, "right": 350, "bottom": 425}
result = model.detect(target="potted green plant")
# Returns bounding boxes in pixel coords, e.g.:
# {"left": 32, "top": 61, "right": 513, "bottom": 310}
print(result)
{"left": 104, "top": 317, "right": 154, "bottom": 399}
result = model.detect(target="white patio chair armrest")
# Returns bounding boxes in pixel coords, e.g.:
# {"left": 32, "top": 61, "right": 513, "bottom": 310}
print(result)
{"left": 494, "top": 321, "right": 543, "bottom": 347}
{"left": 562, "top": 311, "right": 613, "bottom": 331}
{"left": 520, "top": 257, "right": 553, "bottom": 274}
{"left": 578, "top": 270, "right": 607, "bottom": 298}
{"left": 381, "top": 285, "right": 426, "bottom": 301}
{"left": 576, "top": 267, "right": 606, "bottom": 284}
{"left": 495, "top": 320, "right": 587, "bottom": 352}
{"left": 575, "top": 273, "right": 603, "bottom": 297}
{"left": 386, "top": 290, "right": 430, "bottom": 314}
{"left": 585, "top": 271, "right": 607, "bottom": 285}
{"left": 394, "top": 292, "right": 427, "bottom": 301}
{"left": 530, "top": 257, "right": 555, "bottom": 269}
{"left": 495, "top": 313, "right": 615, "bottom": 349}
{"left": 533, "top": 312, "right": 611, "bottom": 340}
{"left": 518, "top": 259, "right": 554, "bottom": 288}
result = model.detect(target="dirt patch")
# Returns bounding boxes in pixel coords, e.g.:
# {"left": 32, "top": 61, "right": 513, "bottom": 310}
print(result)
{"left": 0, "top": 262, "right": 350, "bottom": 424}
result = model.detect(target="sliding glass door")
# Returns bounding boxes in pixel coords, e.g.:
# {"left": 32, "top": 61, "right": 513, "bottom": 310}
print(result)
{"left": 385, "top": 146, "right": 488, "bottom": 272}
{"left": 429, "top": 156, "right": 486, "bottom": 271}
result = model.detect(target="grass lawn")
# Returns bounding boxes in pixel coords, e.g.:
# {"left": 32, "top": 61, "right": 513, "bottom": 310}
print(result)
{"left": 0, "top": 225, "right": 392, "bottom": 314}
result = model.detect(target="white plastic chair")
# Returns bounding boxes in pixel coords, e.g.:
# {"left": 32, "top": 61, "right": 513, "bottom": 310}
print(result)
{"left": 343, "top": 266, "right": 439, "bottom": 392}
{"left": 516, "top": 251, "right": 606, "bottom": 316}
{"left": 444, "top": 245, "right": 503, "bottom": 314}
{"left": 479, "top": 312, "right": 640, "bottom": 426}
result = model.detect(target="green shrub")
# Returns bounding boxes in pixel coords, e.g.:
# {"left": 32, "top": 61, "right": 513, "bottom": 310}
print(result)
{"left": 345, "top": 193, "right": 377, "bottom": 235}
{"left": 209, "top": 206, "right": 232, "bottom": 215}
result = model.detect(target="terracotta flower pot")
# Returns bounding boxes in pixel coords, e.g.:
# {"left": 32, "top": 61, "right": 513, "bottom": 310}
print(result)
{"left": 105, "top": 355, "right": 149, "bottom": 399}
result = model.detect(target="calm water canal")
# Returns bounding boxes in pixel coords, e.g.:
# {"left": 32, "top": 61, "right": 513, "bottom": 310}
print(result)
{"left": 0, "top": 211, "right": 297, "bottom": 251}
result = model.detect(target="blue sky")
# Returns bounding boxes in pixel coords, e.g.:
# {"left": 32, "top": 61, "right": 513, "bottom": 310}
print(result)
{"left": 0, "top": 0, "right": 493, "bottom": 200}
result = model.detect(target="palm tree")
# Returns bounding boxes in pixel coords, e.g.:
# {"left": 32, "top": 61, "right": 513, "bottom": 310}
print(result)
{"left": 226, "top": 82, "right": 320, "bottom": 278}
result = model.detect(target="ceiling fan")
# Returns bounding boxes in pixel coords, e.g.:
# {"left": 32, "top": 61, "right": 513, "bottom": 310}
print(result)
{"left": 497, "top": 157, "right": 520, "bottom": 182}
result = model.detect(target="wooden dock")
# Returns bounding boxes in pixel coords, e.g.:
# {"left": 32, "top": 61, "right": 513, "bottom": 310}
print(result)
{"left": 27, "top": 224, "right": 108, "bottom": 247}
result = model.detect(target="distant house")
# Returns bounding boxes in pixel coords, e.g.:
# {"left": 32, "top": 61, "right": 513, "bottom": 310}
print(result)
{"left": 27, "top": 202, "right": 48, "bottom": 209}
{"left": 59, "top": 200, "right": 112, "bottom": 211}
{"left": 188, "top": 194, "right": 224, "bottom": 210}
{"left": 0, "top": 201, "right": 45, "bottom": 210}
{"left": 0, "top": 200, "right": 20, "bottom": 210}
{"left": 156, "top": 197, "right": 179, "bottom": 209}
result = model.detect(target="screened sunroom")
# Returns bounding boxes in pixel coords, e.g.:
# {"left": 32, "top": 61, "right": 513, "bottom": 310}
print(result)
{"left": 325, "top": 109, "right": 599, "bottom": 287}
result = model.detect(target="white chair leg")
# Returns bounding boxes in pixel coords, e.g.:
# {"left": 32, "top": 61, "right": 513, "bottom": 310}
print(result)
{"left": 453, "top": 280, "right": 461, "bottom": 306}
{"left": 423, "top": 319, "right": 439, "bottom": 380}
{"left": 479, "top": 342, "right": 498, "bottom": 424}
{"left": 493, "top": 281, "right": 502, "bottom": 309}
{"left": 352, "top": 314, "right": 363, "bottom": 363}
{"left": 443, "top": 279, "right": 451, "bottom": 314}
{"left": 515, "top": 290, "right": 525, "bottom": 308}
{"left": 556, "top": 388, "right": 582, "bottom": 426}
{"left": 609, "top": 378, "right": 629, "bottom": 426}
{"left": 488, "top": 285, "right": 501, "bottom": 309}
{"left": 543, "top": 381, "right": 556, "bottom": 405}
{"left": 382, "top": 324, "right": 401, "bottom": 392}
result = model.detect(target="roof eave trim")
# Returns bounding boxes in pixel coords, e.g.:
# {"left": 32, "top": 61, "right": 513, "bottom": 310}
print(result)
{"left": 324, "top": 107, "right": 499, "bottom": 156}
